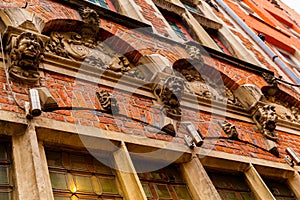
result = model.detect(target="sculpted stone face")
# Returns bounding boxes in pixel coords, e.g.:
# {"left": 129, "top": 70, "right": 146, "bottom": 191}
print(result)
{"left": 9, "top": 32, "right": 44, "bottom": 83}
{"left": 15, "top": 32, "right": 43, "bottom": 68}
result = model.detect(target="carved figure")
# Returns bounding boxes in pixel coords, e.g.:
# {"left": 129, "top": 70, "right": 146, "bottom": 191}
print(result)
{"left": 96, "top": 90, "right": 119, "bottom": 114}
{"left": 80, "top": 7, "right": 100, "bottom": 26}
{"left": 219, "top": 120, "right": 238, "bottom": 139}
{"left": 154, "top": 76, "right": 185, "bottom": 120}
{"left": 185, "top": 45, "right": 204, "bottom": 63}
{"left": 253, "top": 105, "right": 278, "bottom": 141}
{"left": 9, "top": 32, "right": 44, "bottom": 83}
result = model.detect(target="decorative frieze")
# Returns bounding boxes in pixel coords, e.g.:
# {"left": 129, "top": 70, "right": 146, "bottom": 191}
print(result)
{"left": 8, "top": 32, "right": 44, "bottom": 83}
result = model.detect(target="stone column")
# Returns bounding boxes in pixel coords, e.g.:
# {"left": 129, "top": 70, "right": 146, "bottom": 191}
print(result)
{"left": 244, "top": 164, "right": 275, "bottom": 200}
{"left": 113, "top": 142, "right": 147, "bottom": 200}
{"left": 12, "top": 122, "right": 54, "bottom": 200}
{"left": 181, "top": 157, "right": 222, "bottom": 200}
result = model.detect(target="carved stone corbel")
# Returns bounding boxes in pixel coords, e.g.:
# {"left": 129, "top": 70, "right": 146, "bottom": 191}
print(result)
{"left": 153, "top": 76, "right": 185, "bottom": 120}
{"left": 219, "top": 120, "right": 238, "bottom": 139}
{"left": 253, "top": 104, "right": 278, "bottom": 141}
{"left": 185, "top": 45, "right": 204, "bottom": 63}
{"left": 96, "top": 90, "right": 119, "bottom": 114}
{"left": 8, "top": 32, "right": 44, "bottom": 83}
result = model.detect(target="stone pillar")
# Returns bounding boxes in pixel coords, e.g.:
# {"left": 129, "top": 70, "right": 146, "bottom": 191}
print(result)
{"left": 244, "top": 164, "right": 275, "bottom": 200}
{"left": 287, "top": 172, "right": 300, "bottom": 199}
{"left": 113, "top": 142, "right": 147, "bottom": 200}
{"left": 12, "top": 123, "right": 54, "bottom": 200}
{"left": 181, "top": 157, "right": 222, "bottom": 200}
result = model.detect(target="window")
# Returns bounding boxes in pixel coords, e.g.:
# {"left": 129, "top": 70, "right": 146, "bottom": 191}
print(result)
{"left": 165, "top": 16, "right": 193, "bottom": 41}
{"left": 134, "top": 161, "right": 192, "bottom": 200}
{"left": 263, "top": 178, "right": 296, "bottom": 200}
{"left": 0, "top": 142, "right": 13, "bottom": 200}
{"left": 46, "top": 149, "right": 122, "bottom": 200}
{"left": 182, "top": 2, "right": 203, "bottom": 15}
{"left": 206, "top": 28, "right": 233, "bottom": 55}
{"left": 207, "top": 170, "right": 256, "bottom": 200}
{"left": 87, "top": 0, "right": 117, "bottom": 11}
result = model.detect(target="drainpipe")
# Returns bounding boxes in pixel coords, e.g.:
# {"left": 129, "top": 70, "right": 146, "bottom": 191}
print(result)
{"left": 215, "top": 0, "right": 300, "bottom": 84}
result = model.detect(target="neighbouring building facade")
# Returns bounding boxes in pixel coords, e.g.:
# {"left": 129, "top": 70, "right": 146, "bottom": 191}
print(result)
{"left": 1, "top": 0, "right": 300, "bottom": 199}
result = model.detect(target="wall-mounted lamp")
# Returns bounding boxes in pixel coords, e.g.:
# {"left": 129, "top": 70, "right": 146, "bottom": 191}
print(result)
{"left": 285, "top": 147, "right": 300, "bottom": 167}
{"left": 27, "top": 87, "right": 58, "bottom": 118}
{"left": 181, "top": 122, "right": 203, "bottom": 148}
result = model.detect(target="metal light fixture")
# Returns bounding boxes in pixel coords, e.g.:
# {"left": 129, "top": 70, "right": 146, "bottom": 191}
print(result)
{"left": 29, "top": 89, "right": 42, "bottom": 117}
{"left": 181, "top": 122, "right": 203, "bottom": 148}
{"left": 285, "top": 147, "right": 300, "bottom": 167}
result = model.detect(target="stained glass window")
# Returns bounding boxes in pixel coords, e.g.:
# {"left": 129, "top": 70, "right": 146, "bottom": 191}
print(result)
{"left": 87, "top": 0, "right": 116, "bottom": 11}
{"left": 46, "top": 149, "right": 122, "bottom": 199}
{"left": 207, "top": 171, "right": 256, "bottom": 200}
{"left": 0, "top": 142, "right": 13, "bottom": 200}
{"left": 134, "top": 161, "right": 192, "bottom": 200}
{"left": 263, "top": 178, "right": 296, "bottom": 200}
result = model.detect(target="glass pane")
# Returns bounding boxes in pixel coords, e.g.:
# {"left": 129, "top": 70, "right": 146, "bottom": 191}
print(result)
{"left": 154, "top": 184, "right": 171, "bottom": 199}
{"left": 74, "top": 175, "right": 94, "bottom": 193}
{"left": 240, "top": 192, "right": 256, "bottom": 200}
{"left": 99, "top": 177, "right": 118, "bottom": 194}
{"left": 93, "top": 159, "right": 112, "bottom": 175}
{"left": 0, "top": 192, "right": 11, "bottom": 200}
{"left": 70, "top": 155, "right": 88, "bottom": 171}
{"left": 220, "top": 191, "right": 239, "bottom": 200}
{"left": 0, "top": 144, "right": 7, "bottom": 160}
{"left": 142, "top": 183, "right": 152, "bottom": 198}
{"left": 0, "top": 167, "right": 9, "bottom": 184}
{"left": 264, "top": 179, "right": 296, "bottom": 198}
{"left": 50, "top": 172, "right": 68, "bottom": 189}
{"left": 54, "top": 196, "right": 71, "bottom": 200}
{"left": 46, "top": 151, "right": 63, "bottom": 168}
{"left": 173, "top": 185, "right": 192, "bottom": 200}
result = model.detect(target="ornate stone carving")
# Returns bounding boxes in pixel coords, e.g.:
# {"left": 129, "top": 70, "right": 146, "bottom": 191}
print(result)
{"left": 45, "top": 8, "right": 144, "bottom": 80}
{"left": 96, "top": 90, "right": 119, "bottom": 114}
{"left": 253, "top": 105, "right": 278, "bottom": 141}
{"left": 154, "top": 76, "right": 185, "bottom": 120}
{"left": 80, "top": 7, "right": 100, "bottom": 26}
{"left": 185, "top": 45, "right": 204, "bottom": 63}
{"left": 174, "top": 64, "right": 241, "bottom": 106}
{"left": 8, "top": 32, "right": 44, "bottom": 83}
{"left": 219, "top": 120, "right": 238, "bottom": 139}
{"left": 264, "top": 95, "right": 300, "bottom": 124}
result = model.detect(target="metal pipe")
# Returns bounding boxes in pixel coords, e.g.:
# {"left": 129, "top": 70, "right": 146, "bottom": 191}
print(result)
{"left": 215, "top": 0, "right": 300, "bottom": 84}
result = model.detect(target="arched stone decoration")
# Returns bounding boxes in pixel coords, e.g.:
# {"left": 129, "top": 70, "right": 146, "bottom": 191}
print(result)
{"left": 261, "top": 86, "right": 300, "bottom": 124}
{"left": 44, "top": 8, "right": 144, "bottom": 80}
{"left": 8, "top": 31, "right": 44, "bottom": 83}
{"left": 173, "top": 58, "right": 241, "bottom": 107}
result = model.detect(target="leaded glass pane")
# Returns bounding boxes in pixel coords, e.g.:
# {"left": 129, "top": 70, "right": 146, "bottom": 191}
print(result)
{"left": 0, "top": 167, "right": 9, "bottom": 185}
{"left": 0, "top": 144, "right": 7, "bottom": 161}
{"left": 70, "top": 155, "right": 88, "bottom": 171}
{"left": 264, "top": 178, "right": 296, "bottom": 200}
{"left": 50, "top": 172, "right": 68, "bottom": 189}
{"left": 173, "top": 185, "right": 192, "bottom": 200}
{"left": 167, "top": 20, "right": 188, "bottom": 40}
{"left": 54, "top": 196, "right": 71, "bottom": 200}
{"left": 142, "top": 183, "right": 152, "bottom": 198}
{"left": 74, "top": 175, "right": 94, "bottom": 193}
{"left": 99, "top": 177, "right": 118, "bottom": 194}
{"left": 93, "top": 159, "right": 112, "bottom": 175}
{"left": 154, "top": 184, "right": 171, "bottom": 199}
{"left": 0, "top": 192, "right": 11, "bottom": 200}
{"left": 46, "top": 151, "right": 63, "bottom": 168}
